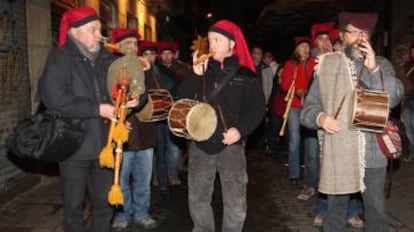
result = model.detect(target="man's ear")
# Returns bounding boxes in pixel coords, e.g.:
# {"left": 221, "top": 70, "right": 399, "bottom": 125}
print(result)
{"left": 68, "top": 28, "right": 78, "bottom": 39}
{"left": 339, "top": 31, "right": 345, "bottom": 42}
{"left": 229, "top": 40, "right": 235, "bottom": 51}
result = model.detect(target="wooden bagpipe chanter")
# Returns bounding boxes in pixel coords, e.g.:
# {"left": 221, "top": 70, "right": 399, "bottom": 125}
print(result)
{"left": 99, "top": 39, "right": 148, "bottom": 206}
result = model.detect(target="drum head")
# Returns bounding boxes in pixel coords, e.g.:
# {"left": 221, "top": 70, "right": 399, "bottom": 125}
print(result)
{"left": 186, "top": 102, "right": 217, "bottom": 141}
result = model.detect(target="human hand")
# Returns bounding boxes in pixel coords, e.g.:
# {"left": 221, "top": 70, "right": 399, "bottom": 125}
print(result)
{"left": 125, "top": 98, "right": 139, "bottom": 108}
{"left": 319, "top": 114, "right": 341, "bottom": 134}
{"left": 138, "top": 56, "right": 150, "bottom": 71}
{"left": 326, "top": 42, "right": 333, "bottom": 53}
{"left": 126, "top": 121, "right": 133, "bottom": 131}
{"left": 359, "top": 39, "right": 377, "bottom": 72}
{"left": 296, "top": 89, "right": 305, "bottom": 98}
{"left": 222, "top": 127, "right": 241, "bottom": 145}
{"left": 99, "top": 103, "right": 114, "bottom": 120}
{"left": 192, "top": 50, "right": 208, "bottom": 76}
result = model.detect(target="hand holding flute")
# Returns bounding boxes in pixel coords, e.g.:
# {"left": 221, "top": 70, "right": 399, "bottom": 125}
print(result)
{"left": 192, "top": 50, "right": 214, "bottom": 75}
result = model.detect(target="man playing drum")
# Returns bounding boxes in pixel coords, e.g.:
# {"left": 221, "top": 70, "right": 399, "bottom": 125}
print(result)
{"left": 178, "top": 19, "right": 265, "bottom": 231}
{"left": 300, "top": 11, "right": 403, "bottom": 231}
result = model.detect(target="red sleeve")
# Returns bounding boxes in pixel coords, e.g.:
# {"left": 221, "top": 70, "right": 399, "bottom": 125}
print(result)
{"left": 280, "top": 61, "right": 295, "bottom": 92}
{"left": 295, "top": 61, "right": 307, "bottom": 90}
{"left": 304, "top": 57, "right": 317, "bottom": 89}
{"left": 307, "top": 56, "right": 317, "bottom": 81}
{"left": 295, "top": 57, "right": 317, "bottom": 92}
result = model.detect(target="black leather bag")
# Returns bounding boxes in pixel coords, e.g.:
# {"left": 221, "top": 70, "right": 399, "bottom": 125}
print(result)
{"left": 6, "top": 111, "right": 86, "bottom": 162}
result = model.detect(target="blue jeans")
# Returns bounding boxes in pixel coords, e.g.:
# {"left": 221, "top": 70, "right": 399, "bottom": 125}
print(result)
{"left": 288, "top": 108, "right": 302, "bottom": 179}
{"left": 155, "top": 123, "right": 180, "bottom": 190}
{"left": 314, "top": 193, "right": 361, "bottom": 218}
{"left": 115, "top": 148, "right": 154, "bottom": 222}
{"left": 304, "top": 128, "right": 319, "bottom": 188}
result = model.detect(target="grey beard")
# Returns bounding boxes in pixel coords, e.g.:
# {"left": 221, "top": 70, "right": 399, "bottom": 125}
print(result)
{"left": 344, "top": 45, "right": 363, "bottom": 61}
{"left": 69, "top": 34, "right": 100, "bottom": 63}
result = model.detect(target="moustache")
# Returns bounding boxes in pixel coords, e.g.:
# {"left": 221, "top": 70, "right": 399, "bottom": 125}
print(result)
{"left": 344, "top": 45, "right": 364, "bottom": 61}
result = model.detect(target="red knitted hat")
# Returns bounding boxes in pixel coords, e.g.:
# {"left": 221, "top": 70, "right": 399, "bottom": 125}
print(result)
{"left": 138, "top": 40, "right": 157, "bottom": 55}
{"left": 329, "top": 29, "right": 340, "bottom": 43}
{"left": 294, "top": 36, "right": 312, "bottom": 47}
{"left": 111, "top": 28, "right": 140, "bottom": 43}
{"left": 157, "top": 41, "right": 177, "bottom": 53}
{"left": 311, "top": 22, "right": 336, "bottom": 43}
{"left": 209, "top": 19, "right": 256, "bottom": 73}
{"left": 58, "top": 6, "right": 99, "bottom": 47}
{"left": 338, "top": 11, "right": 378, "bottom": 31}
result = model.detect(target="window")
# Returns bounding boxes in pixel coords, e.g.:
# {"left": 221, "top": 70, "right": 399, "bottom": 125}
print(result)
{"left": 99, "top": 0, "right": 118, "bottom": 37}
{"left": 144, "top": 24, "right": 152, "bottom": 40}
{"left": 127, "top": 13, "right": 138, "bottom": 29}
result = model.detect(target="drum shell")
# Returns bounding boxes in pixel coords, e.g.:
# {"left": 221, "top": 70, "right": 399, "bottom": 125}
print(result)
{"left": 168, "top": 99, "right": 217, "bottom": 142}
{"left": 350, "top": 89, "right": 390, "bottom": 133}
{"left": 136, "top": 89, "right": 173, "bottom": 122}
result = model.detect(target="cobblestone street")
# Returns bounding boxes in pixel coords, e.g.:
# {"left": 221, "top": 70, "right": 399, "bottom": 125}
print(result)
{"left": 0, "top": 149, "right": 413, "bottom": 232}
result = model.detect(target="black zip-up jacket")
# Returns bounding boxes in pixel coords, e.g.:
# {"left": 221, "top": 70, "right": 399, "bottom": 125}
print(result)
{"left": 39, "top": 38, "right": 114, "bottom": 160}
{"left": 178, "top": 55, "right": 266, "bottom": 154}
{"left": 126, "top": 69, "right": 161, "bottom": 151}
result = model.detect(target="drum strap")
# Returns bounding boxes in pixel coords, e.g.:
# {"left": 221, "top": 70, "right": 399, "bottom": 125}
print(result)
{"left": 406, "top": 65, "right": 414, "bottom": 78}
{"left": 357, "top": 67, "right": 385, "bottom": 91}
{"left": 207, "top": 68, "right": 237, "bottom": 102}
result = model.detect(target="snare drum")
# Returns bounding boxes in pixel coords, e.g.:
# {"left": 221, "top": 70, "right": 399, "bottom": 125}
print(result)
{"left": 350, "top": 88, "right": 390, "bottom": 132}
{"left": 136, "top": 89, "right": 173, "bottom": 122}
{"left": 168, "top": 99, "right": 218, "bottom": 141}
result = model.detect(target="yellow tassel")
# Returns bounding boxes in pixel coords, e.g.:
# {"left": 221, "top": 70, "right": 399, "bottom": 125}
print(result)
{"left": 108, "top": 184, "right": 124, "bottom": 206}
{"left": 113, "top": 122, "right": 129, "bottom": 143}
{"left": 99, "top": 146, "right": 114, "bottom": 168}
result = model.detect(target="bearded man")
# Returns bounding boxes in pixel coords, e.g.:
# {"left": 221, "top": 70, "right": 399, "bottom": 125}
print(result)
{"left": 300, "top": 12, "right": 403, "bottom": 231}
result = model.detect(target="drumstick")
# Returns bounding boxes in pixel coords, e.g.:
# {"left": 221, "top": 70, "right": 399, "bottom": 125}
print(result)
{"left": 217, "top": 105, "right": 228, "bottom": 131}
{"left": 334, "top": 95, "right": 346, "bottom": 119}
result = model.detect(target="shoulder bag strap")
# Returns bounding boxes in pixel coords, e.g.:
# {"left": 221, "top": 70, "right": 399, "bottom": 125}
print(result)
{"left": 207, "top": 67, "right": 237, "bottom": 103}
{"left": 357, "top": 66, "right": 385, "bottom": 91}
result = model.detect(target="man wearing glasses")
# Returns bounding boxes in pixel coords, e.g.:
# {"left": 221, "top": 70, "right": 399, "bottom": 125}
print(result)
{"left": 301, "top": 11, "right": 403, "bottom": 231}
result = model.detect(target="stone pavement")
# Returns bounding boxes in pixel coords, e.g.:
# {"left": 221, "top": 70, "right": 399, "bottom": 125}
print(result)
{"left": 0, "top": 149, "right": 413, "bottom": 232}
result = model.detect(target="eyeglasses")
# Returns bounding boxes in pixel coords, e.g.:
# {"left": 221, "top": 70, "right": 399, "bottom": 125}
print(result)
{"left": 343, "top": 29, "right": 369, "bottom": 37}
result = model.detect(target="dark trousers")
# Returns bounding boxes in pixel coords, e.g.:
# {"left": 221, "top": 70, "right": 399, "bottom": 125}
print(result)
{"left": 59, "top": 159, "right": 113, "bottom": 232}
{"left": 323, "top": 167, "right": 388, "bottom": 232}
{"left": 403, "top": 96, "right": 414, "bottom": 156}
{"left": 188, "top": 143, "right": 247, "bottom": 232}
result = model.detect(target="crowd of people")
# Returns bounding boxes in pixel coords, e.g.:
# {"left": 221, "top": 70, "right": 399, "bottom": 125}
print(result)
{"left": 35, "top": 4, "right": 414, "bottom": 232}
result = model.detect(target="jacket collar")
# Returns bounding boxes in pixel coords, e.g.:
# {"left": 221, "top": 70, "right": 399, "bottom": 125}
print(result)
{"left": 62, "top": 37, "right": 113, "bottom": 63}
{"left": 209, "top": 55, "right": 240, "bottom": 72}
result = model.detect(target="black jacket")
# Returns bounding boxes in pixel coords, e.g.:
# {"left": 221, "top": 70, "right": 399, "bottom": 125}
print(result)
{"left": 39, "top": 38, "right": 114, "bottom": 160}
{"left": 126, "top": 70, "right": 161, "bottom": 151}
{"left": 178, "top": 55, "right": 266, "bottom": 154}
